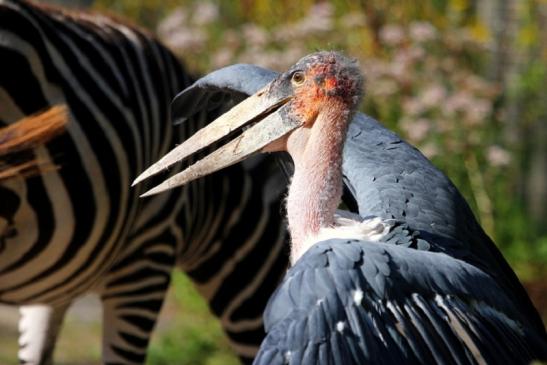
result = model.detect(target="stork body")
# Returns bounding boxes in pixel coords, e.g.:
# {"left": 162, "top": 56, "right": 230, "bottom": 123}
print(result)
{"left": 135, "top": 52, "right": 547, "bottom": 364}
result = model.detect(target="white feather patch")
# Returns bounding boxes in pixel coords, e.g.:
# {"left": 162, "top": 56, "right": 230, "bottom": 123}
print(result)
{"left": 293, "top": 215, "right": 393, "bottom": 262}
{"left": 353, "top": 288, "right": 364, "bottom": 306}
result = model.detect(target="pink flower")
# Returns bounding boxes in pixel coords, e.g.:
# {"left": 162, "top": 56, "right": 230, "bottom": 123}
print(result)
{"left": 380, "top": 24, "right": 405, "bottom": 46}
{"left": 409, "top": 22, "right": 437, "bottom": 42}
{"left": 403, "top": 99, "right": 426, "bottom": 116}
{"left": 443, "top": 91, "right": 473, "bottom": 115}
{"left": 157, "top": 8, "right": 187, "bottom": 38}
{"left": 242, "top": 23, "right": 268, "bottom": 47}
{"left": 465, "top": 98, "right": 492, "bottom": 125}
{"left": 408, "top": 45, "right": 426, "bottom": 60}
{"left": 400, "top": 117, "right": 432, "bottom": 142}
{"left": 388, "top": 59, "right": 409, "bottom": 81}
{"left": 419, "top": 85, "right": 446, "bottom": 108}
{"left": 487, "top": 145, "right": 512, "bottom": 167}
{"left": 162, "top": 28, "right": 207, "bottom": 51}
{"left": 308, "top": 2, "right": 334, "bottom": 20}
{"left": 340, "top": 13, "right": 366, "bottom": 28}
{"left": 193, "top": 2, "right": 219, "bottom": 25}
{"left": 213, "top": 48, "right": 234, "bottom": 68}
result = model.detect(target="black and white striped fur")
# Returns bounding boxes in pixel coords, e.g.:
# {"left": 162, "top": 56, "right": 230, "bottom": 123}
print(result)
{"left": 0, "top": 1, "right": 289, "bottom": 364}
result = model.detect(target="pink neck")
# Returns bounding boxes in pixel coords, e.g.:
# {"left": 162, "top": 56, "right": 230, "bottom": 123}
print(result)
{"left": 286, "top": 104, "right": 351, "bottom": 263}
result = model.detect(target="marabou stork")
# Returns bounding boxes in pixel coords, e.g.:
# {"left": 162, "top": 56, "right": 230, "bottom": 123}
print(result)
{"left": 134, "top": 52, "right": 547, "bottom": 364}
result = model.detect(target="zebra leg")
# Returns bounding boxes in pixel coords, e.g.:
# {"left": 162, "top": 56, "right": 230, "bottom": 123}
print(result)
{"left": 100, "top": 282, "right": 171, "bottom": 364}
{"left": 18, "top": 302, "right": 70, "bottom": 365}
{"left": 99, "top": 242, "right": 175, "bottom": 364}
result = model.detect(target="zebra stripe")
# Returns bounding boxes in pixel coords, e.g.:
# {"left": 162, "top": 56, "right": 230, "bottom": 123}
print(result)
{"left": 0, "top": 1, "right": 288, "bottom": 364}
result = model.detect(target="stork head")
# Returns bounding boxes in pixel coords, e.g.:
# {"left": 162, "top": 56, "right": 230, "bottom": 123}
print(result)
{"left": 133, "top": 51, "right": 363, "bottom": 196}
{"left": 268, "top": 51, "right": 363, "bottom": 126}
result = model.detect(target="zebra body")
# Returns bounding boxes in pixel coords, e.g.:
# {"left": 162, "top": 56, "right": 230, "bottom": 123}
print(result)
{"left": 0, "top": 1, "right": 288, "bottom": 363}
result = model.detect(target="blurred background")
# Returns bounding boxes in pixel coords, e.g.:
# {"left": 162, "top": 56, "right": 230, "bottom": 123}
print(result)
{"left": 1, "top": 0, "right": 545, "bottom": 364}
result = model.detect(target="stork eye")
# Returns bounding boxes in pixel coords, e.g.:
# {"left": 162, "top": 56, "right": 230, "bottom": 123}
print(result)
{"left": 291, "top": 71, "right": 305, "bottom": 86}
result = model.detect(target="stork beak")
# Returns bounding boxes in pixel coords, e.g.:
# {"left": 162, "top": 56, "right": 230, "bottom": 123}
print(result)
{"left": 133, "top": 84, "right": 299, "bottom": 197}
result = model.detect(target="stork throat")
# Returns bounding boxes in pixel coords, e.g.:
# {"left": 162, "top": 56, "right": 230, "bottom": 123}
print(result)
{"left": 285, "top": 101, "right": 352, "bottom": 263}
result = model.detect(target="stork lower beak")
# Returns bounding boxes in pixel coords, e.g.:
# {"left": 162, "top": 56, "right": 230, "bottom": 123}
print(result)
{"left": 133, "top": 83, "right": 299, "bottom": 197}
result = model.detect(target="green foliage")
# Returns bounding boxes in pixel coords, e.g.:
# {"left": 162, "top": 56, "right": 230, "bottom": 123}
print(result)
{"left": 147, "top": 272, "right": 239, "bottom": 365}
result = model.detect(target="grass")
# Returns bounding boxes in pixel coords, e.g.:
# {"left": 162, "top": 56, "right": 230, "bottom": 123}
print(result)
{"left": 147, "top": 272, "right": 239, "bottom": 365}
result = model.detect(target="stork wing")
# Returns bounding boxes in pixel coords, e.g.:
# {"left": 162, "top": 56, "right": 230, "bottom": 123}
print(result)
{"left": 341, "top": 114, "right": 546, "bottom": 335}
{"left": 255, "top": 239, "right": 546, "bottom": 365}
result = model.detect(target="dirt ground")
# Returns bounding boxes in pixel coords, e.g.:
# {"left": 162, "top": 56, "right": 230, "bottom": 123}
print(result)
{"left": 0, "top": 292, "right": 190, "bottom": 365}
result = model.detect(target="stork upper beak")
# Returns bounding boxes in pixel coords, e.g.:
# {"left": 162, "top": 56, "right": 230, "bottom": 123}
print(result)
{"left": 133, "top": 83, "right": 300, "bottom": 197}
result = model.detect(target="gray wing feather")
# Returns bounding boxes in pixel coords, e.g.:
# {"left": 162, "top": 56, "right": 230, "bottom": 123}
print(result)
{"left": 254, "top": 239, "right": 545, "bottom": 365}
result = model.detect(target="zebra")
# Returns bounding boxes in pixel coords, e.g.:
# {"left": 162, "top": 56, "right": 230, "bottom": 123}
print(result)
{"left": 0, "top": 1, "right": 289, "bottom": 364}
